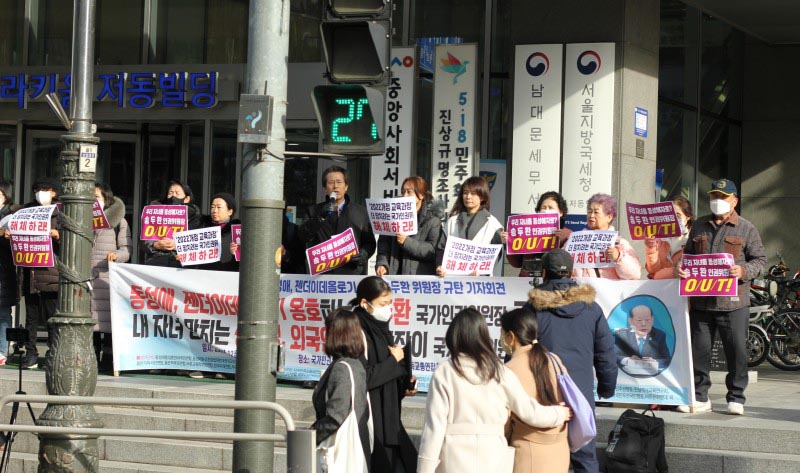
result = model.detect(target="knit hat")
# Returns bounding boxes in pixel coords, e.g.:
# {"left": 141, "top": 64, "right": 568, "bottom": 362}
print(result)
{"left": 211, "top": 192, "right": 236, "bottom": 213}
{"left": 32, "top": 177, "right": 60, "bottom": 194}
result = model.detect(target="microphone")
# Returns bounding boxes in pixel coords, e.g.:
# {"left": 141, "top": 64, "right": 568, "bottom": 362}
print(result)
{"left": 324, "top": 192, "right": 338, "bottom": 218}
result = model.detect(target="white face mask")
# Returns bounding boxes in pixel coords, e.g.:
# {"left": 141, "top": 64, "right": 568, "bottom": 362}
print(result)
{"left": 368, "top": 302, "right": 393, "bottom": 323}
{"left": 709, "top": 199, "right": 731, "bottom": 217}
{"left": 36, "top": 191, "right": 53, "bottom": 205}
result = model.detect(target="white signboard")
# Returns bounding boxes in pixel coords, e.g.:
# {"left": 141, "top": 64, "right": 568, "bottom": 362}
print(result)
{"left": 431, "top": 43, "right": 478, "bottom": 210}
{"left": 174, "top": 226, "right": 222, "bottom": 266}
{"left": 564, "top": 230, "right": 619, "bottom": 269}
{"left": 365, "top": 197, "right": 418, "bottom": 236}
{"left": 511, "top": 44, "right": 563, "bottom": 213}
{"left": 562, "top": 43, "right": 616, "bottom": 211}
{"left": 441, "top": 236, "right": 502, "bottom": 276}
{"left": 371, "top": 47, "right": 417, "bottom": 199}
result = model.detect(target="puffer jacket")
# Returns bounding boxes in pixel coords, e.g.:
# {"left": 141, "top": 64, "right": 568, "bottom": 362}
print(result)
{"left": 194, "top": 215, "right": 241, "bottom": 272}
{"left": 142, "top": 199, "right": 202, "bottom": 268}
{"left": 91, "top": 197, "right": 132, "bottom": 332}
{"left": 19, "top": 201, "right": 61, "bottom": 295}
{"left": 375, "top": 200, "right": 444, "bottom": 276}
{"left": 0, "top": 204, "right": 19, "bottom": 307}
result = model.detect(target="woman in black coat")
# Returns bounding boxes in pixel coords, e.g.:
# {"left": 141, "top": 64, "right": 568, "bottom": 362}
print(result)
{"left": 0, "top": 181, "right": 18, "bottom": 364}
{"left": 196, "top": 192, "right": 240, "bottom": 272}
{"left": 351, "top": 276, "right": 418, "bottom": 473}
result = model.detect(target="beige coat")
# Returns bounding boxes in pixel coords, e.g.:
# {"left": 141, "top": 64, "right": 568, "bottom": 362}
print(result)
{"left": 417, "top": 357, "right": 567, "bottom": 473}
{"left": 91, "top": 197, "right": 131, "bottom": 332}
{"left": 505, "top": 345, "right": 569, "bottom": 473}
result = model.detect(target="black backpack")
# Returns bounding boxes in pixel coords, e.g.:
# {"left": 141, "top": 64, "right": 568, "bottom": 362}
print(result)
{"left": 604, "top": 409, "right": 668, "bottom": 473}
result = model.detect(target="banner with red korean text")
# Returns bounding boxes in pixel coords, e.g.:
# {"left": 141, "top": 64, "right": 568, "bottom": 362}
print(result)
{"left": 564, "top": 230, "right": 618, "bottom": 269}
{"left": 625, "top": 202, "right": 681, "bottom": 240}
{"left": 8, "top": 204, "right": 56, "bottom": 268}
{"left": 92, "top": 200, "right": 110, "bottom": 230}
{"left": 305, "top": 227, "right": 360, "bottom": 276}
{"left": 109, "top": 263, "right": 238, "bottom": 373}
{"left": 441, "top": 236, "right": 502, "bottom": 275}
{"left": 231, "top": 224, "right": 241, "bottom": 261}
{"left": 365, "top": 197, "right": 418, "bottom": 236}
{"left": 506, "top": 212, "right": 560, "bottom": 255}
{"left": 140, "top": 204, "right": 188, "bottom": 241}
{"left": 679, "top": 253, "right": 737, "bottom": 297}
{"left": 174, "top": 227, "right": 221, "bottom": 266}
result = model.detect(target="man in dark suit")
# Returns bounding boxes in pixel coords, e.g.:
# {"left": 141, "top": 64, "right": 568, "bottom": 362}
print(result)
{"left": 615, "top": 304, "right": 671, "bottom": 372}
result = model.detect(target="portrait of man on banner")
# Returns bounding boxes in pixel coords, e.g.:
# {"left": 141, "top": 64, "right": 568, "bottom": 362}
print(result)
{"left": 608, "top": 296, "right": 675, "bottom": 377}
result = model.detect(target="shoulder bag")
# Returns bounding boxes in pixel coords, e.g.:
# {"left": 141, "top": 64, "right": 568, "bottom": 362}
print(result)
{"left": 317, "top": 361, "right": 369, "bottom": 473}
{"left": 547, "top": 352, "right": 597, "bottom": 452}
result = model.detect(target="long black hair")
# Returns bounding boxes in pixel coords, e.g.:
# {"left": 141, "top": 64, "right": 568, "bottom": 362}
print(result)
{"left": 348, "top": 276, "right": 391, "bottom": 306}
{"left": 446, "top": 308, "right": 502, "bottom": 383}
{"left": 500, "top": 308, "right": 559, "bottom": 405}
{"left": 0, "top": 181, "right": 13, "bottom": 206}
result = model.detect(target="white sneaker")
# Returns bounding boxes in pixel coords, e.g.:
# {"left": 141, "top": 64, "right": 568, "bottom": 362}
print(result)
{"left": 676, "top": 400, "right": 712, "bottom": 413}
{"left": 727, "top": 402, "right": 744, "bottom": 415}
{"left": 188, "top": 371, "right": 204, "bottom": 379}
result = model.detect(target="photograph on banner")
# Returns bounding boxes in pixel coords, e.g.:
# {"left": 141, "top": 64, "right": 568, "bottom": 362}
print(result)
{"left": 92, "top": 200, "right": 110, "bottom": 230}
{"left": 365, "top": 196, "right": 418, "bottom": 236}
{"left": 564, "top": 230, "right": 618, "bottom": 268}
{"left": 679, "top": 253, "right": 737, "bottom": 297}
{"left": 231, "top": 224, "right": 241, "bottom": 261}
{"left": 109, "top": 263, "right": 238, "bottom": 373}
{"left": 441, "top": 236, "right": 502, "bottom": 275}
{"left": 10, "top": 234, "right": 55, "bottom": 267}
{"left": 625, "top": 202, "right": 681, "bottom": 240}
{"left": 583, "top": 278, "right": 694, "bottom": 406}
{"left": 174, "top": 226, "right": 222, "bottom": 266}
{"left": 305, "top": 227, "right": 360, "bottom": 276}
{"left": 8, "top": 204, "right": 55, "bottom": 235}
{"left": 506, "top": 212, "right": 560, "bottom": 255}
{"left": 140, "top": 204, "right": 188, "bottom": 241}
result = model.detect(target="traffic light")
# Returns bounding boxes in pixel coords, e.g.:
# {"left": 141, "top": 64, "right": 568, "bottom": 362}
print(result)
{"left": 313, "top": 0, "right": 391, "bottom": 155}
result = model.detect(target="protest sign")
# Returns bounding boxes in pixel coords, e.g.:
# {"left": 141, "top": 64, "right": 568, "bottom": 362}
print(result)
{"left": 365, "top": 197, "right": 418, "bottom": 236}
{"left": 92, "top": 200, "right": 110, "bottom": 230}
{"left": 679, "top": 253, "right": 737, "bottom": 297}
{"left": 441, "top": 236, "right": 502, "bottom": 276}
{"left": 564, "top": 230, "right": 619, "bottom": 269}
{"left": 140, "top": 205, "right": 188, "bottom": 241}
{"left": 8, "top": 205, "right": 56, "bottom": 268}
{"left": 8, "top": 205, "right": 55, "bottom": 235}
{"left": 174, "top": 227, "right": 222, "bottom": 266}
{"left": 231, "top": 224, "right": 241, "bottom": 262}
{"left": 625, "top": 202, "right": 681, "bottom": 240}
{"left": 305, "top": 228, "right": 360, "bottom": 276}
{"left": 506, "top": 212, "right": 560, "bottom": 255}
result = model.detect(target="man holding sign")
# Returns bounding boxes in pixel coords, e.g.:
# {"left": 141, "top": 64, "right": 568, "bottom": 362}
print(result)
{"left": 675, "top": 179, "right": 766, "bottom": 415}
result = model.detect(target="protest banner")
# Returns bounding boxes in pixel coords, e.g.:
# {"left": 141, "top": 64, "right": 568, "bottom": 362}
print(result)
{"left": 365, "top": 197, "right": 418, "bottom": 236}
{"left": 231, "top": 224, "right": 241, "bottom": 262}
{"left": 92, "top": 200, "right": 110, "bottom": 230}
{"left": 506, "top": 212, "right": 560, "bottom": 255}
{"left": 140, "top": 205, "right": 188, "bottom": 241}
{"left": 8, "top": 205, "right": 56, "bottom": 268}
{"left": 441, "top": 236, "right": 502, "bottom": 275}
{"left": 564, "top": 230, "right": 618, "bottom": 269}
{"left": 679, "top": 253, "right": 737, "bottom": 297}
{"left": 174, "top": 227, "right": 222, "bottom": 266}
{"left": 305, "top": 227, "right": 360, "bottom": 276}
{"left": 8, "top": 204, "right": 55, "bottom": 235}
{"left": 625, "top": 202, "right": 681, "bottom": 240}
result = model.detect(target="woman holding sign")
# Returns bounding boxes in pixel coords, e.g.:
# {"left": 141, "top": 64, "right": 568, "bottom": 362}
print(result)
{"left": 644, "top": 196, "right": 694, "bottom": 280}
{"left": 143, "top": 180, "right": 202, "bottom": 268}
{"left": 376, "top": 177, "right": 444, "bottom": 276}
{"left": 573, "top": 193, "right": 641, "bottom": 280}
{"left": 197, "top": 192, "right": 240, "bottom": 272}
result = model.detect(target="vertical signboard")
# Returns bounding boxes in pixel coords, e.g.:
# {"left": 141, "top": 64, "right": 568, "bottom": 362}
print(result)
{"left": 511, "top": 44, "right": 563, "bottom": 214}
{"left": 561, "top": 43, "right": 616, "bottom": 211}
{"left": 371, "top": 47, "right": 417, "bottom": 198}
{"left": 430, "top": 43, "right": 478, "bottom": 210}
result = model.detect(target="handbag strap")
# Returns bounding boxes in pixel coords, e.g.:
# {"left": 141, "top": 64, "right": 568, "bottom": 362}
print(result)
{"left": 341, "top": 360, "right": 357, "bottom": 415}
{"left": 545, "top": 351, "right": 566, "bottom": 376}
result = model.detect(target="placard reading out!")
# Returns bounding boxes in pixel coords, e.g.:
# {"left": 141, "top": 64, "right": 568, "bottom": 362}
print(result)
{"left": 679, "top": 253, "right": 737, "bottom": 297}
{"left": 506, "top": 212, "right": 560, "bottom": 255}
{"left": 8, "top": 205, "right": 57, "bottom": 268}
{"left": 92, "top": 200, "right": 110, "bottom": 230}
{"left": 140, "top": 205, "right": 188, "bottom": 241}
{"left": 442, "top": 236, "right": 502, "bottom": 275}
{"left": 625, "top": 202, "right": 681, "bottom": 240}
{"left": 231, "top": 224, "right": 241, "bottom": 262}
{"left": 174, "top": 227, "right": 222, "bottom": 266}
{"left": 306, "top": 228, "right": 360, "bottom": 276}
{"left": 365, "top": 197, "right": 418, "bottom": 236}
{"left": 564, "top": 230, "right": 618, "bottom": 269}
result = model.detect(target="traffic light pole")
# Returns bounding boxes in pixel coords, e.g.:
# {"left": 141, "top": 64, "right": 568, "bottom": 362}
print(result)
{"left": 37, "top": 0, "right": 102, "bottom": 471}
{"left": 233, "top": 0, "right": 290, "bottom": 471}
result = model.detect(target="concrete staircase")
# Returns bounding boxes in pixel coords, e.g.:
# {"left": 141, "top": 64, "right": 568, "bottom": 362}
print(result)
{"left": 2, "top": 367, "right": 799, "bottom": 472}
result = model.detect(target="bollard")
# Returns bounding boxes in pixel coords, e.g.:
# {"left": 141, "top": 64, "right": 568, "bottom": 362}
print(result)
{"left": 286, "top": 429, "right": 316, "bottom": 473}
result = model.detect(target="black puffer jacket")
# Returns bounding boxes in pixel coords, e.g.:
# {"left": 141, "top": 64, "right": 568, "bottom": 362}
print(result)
{"left": 0, "top": 204, "right": 19, "bottom": 307}
{"left": 194, "top": 216, "right": 241, "bottom": 272}
{"left": 18, "top": 201, "right": 61, "bottom": 295}
{"left": 142, "top": 200, "right": 202, "bottom": 268}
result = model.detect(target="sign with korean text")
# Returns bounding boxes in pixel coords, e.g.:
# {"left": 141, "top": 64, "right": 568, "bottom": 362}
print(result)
{"left": 561, "top": 43, "right": 616, "bottom": 212}
{"left": 365, "top": 197, "right": 418, "bottom": 236}
{"left": 231, "top": 224, "right": 242, "bottom": 262}
{"left": 174, "top": 227, "right": 222, "bottom": 267}
{"left": 441, "top": 236, "right": 502, "bottom": 276}
{"left": 511, "top": 44, "right": 563, "bottom": 213}
{"left": 8, "top": 204, "right": 56, "bottom": 268}
{"left": 431, "top": 43, "right": 478, "bottom": 209}
{"left": 305, "top": 228, "right": 360, "bottom": 276}
{"left": 679, "top": 253, "right": 737, "bottom": 297}
{"left": 140, "top": 205, "right": 188, "bottom": 241}
{"left": 625, "top": 202, "right": 681, "bottom": 240}
{"left": 371, "top": 47, "right": 417, "bottom": 199}
{"left": 506, "top": 212, "right": 560, "bottom": 255}
{"left": 92, "top": 200, "right": 110, "bottom": 230}
{"left": 564, "top": 230, "right": 619, "bottom": 269}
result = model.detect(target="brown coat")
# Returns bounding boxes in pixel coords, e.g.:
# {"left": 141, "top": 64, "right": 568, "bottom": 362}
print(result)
{"left": 505, "top": 345, "right": 569, "bottom": 473}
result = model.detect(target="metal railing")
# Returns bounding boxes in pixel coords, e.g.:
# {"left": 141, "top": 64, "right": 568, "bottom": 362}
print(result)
{"left": 0, "top": 395, "right": 315, "bottom": 472}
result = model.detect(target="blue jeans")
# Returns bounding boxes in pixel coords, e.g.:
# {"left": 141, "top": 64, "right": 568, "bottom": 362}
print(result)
{"left": 0, "top": 305, "right": 12, "bottom": 357}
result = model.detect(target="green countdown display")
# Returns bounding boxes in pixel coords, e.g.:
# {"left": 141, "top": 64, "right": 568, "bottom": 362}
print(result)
{"left": 312, "top": 85, "right": 384, "bottom": 155}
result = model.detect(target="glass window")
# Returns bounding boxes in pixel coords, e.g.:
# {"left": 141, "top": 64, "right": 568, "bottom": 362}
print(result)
{"left": 28, "top": 136, "right": 63, "bottom": 202}
{"left": 659, "top": 0, "right": 699, "bottom": 105}
{"left": 0, "top": 125, "right": 16, "bottom": 191}
{"left": 700, "top": 14, "right": 743, "bottom": 119}
{"left": 187, "top": 123, "right": 205, "bottom": 210}
{"left": 206, "top": 0, "right": 248, "bottom": 63}
{"left": 0, "top": 0, "right": 24, "bottom": 66}
{"left": 95, "top": 136, "right": 137, "bottom": 228}
{"left": 143, "top": 124, "right": 181, "bottom": 205}
{"left": 290, "top": 0, "right": 323, "bottom": 63}
{"left": 96, "top": 0, "right": 144, "bottom": 65}
{"left": 697, "top": 116, "right": 741, "bottom": 215}
{"left": 210, "top": 122, "right": 237, "bottom": 198}
{"left": 413, "top": 0, "right": 484, "bottom": 43}
{"left": 656, "top": 103, "right": 697, "bottom": 201}
{"left": 29, "top": 0, "right": 74, "bottom": 66}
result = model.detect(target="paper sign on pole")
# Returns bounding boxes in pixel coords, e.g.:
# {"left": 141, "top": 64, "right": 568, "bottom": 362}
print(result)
{"left": 625, "top": 202, "right": 681, "bottom": 240}
{"left": 506, "top": 212, "right": 560, "bottom": 255}
{"left": 441, "top": 236, "right": 502, "bottom": 276}
{"left": 679, "top": 253, "right": 737, "bottom": 297}
{"left": 431, "top": 43, "right": 478, "bottom": 209}
{"left": 174, "top": 227, "right": 222, "bottom": 266}
{"left": 365, "top": 197, "right": 418, "bottom": 236}
{"left": 564, "top": 230, "right": 619, "bottom": 269}
{"left": 140, "top": 205, "right": 188, "bottom": 241}
{"left": 231, "top": 224, "right": 242, "bottom": 262}
{"left": 511, "top": 44, "right": 563, "bottom": 213}
{"left": 306, "top": 228, "right": 360, "bottom": 276}
{"left": 92, "top": 200, "right": 110, "bottom": 230}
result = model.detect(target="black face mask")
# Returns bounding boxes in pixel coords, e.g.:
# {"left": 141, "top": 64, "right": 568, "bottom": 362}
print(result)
{"left": 169, "top": 197, "right": 185, "bottom": 206}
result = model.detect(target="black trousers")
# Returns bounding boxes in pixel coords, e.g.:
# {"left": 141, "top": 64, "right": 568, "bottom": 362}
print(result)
{"left": 24, "top": 293, "right": 58, "bottom": 354}
{"left": 690, "top": 306, "right": 749, "bottom": 404}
